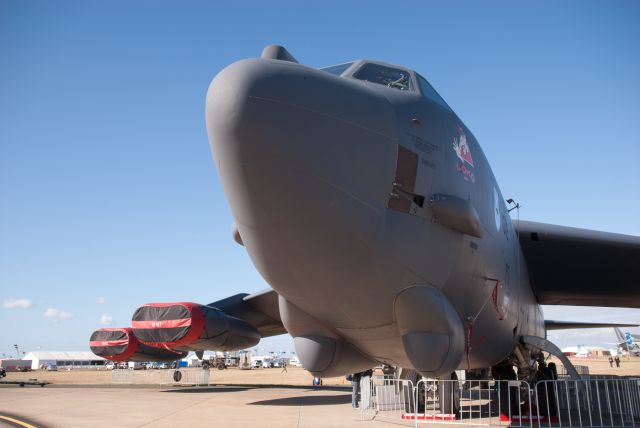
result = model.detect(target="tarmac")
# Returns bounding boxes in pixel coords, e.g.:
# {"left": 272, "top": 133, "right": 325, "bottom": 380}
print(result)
{"left": 1, "top": 358, "right": 637, "bottom": 427}
{"left": 0, "top": 384, "right": 403, "bottom": 428}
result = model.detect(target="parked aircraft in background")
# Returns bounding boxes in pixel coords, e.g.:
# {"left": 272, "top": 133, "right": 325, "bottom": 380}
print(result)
{"left": 91, "top": 46, "right": 639, "bottom": 408}
{"left": 611, "top": 328, "right": 640, "bottom": 356}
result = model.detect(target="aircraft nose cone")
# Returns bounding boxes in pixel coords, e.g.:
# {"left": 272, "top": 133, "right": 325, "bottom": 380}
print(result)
{"left": 206, "top": 58, "right": 311, "bottom": 230}
{"left": 206, "top": 59, "right": 284, "bottom": 169}
{"left": 206, "top": 58, "right": 398, "bottom": 302}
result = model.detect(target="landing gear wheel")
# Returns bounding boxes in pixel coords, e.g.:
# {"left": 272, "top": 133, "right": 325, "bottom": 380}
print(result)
{"left": 494, "top": 365, "right": 518, "bottom": 418}
{"left": 438, "top": 372, "right": 460, "bottom": 417}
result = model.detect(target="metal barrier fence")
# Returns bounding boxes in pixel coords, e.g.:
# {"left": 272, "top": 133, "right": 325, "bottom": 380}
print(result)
{"left": 111, "top": 368, "right": 134, "bottom": 384}
{"left": 161, "top": 368, "right": 210, "bottom": 386}
{"left": 559, "top": 365, "right": 589, "bottom": 378}
{"left": 535, "top": 378, "right": 640, "bottom": 427}
{"left": 360, "top": 376, "right": 640, "bottom": 428}
{"left": 414, "top": 379, "right": 532, "bottom": 426}
{"left": 360, "top": 376, "right": 415, "bottom": 423}
{"left": 111, "top": 368, "right": 210, "bottom": 387}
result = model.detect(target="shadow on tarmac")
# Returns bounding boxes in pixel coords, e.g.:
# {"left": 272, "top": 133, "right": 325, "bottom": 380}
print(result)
{"left": 160, "top": 386, "right": 253, "bottom": 393}
{"left": 160, "top": 384, "right": 349, "bottom": 393}
{"left": 249, "top": 394, "right": 351, "bottom": 406}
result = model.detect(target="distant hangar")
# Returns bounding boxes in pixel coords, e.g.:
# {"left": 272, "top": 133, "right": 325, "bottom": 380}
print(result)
{"left": 22, "top": 351, "right": 106, "bottom": 370}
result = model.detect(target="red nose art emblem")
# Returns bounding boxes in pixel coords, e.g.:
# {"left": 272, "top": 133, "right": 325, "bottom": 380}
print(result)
{"left": 453, "top": 128, "right": 474, "bottom": 167}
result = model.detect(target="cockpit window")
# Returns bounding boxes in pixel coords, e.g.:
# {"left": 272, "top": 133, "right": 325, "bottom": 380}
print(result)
{"left": 320, "top": 62, "right": 354, "bottom": 76}
{"left": 416, "top": 74, "right": 451, "bottom": 111}
{"left": 352, "top": 63, "right": 413, "bottom": 91}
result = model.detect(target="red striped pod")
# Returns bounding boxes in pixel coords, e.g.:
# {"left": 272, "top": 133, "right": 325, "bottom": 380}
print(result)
{"left": 89, "top": 328, "right": 187, "bottom": 362}
{"left": 131, "top": 302, "right": 260, "bottom": 351}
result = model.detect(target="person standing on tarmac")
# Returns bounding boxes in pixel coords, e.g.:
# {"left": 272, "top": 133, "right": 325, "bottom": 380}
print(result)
{"left": 349, "top": 372, "right": 362, "bottom": 408}
{"left": 535, "top": 356, "right": 557, "bottom": 418}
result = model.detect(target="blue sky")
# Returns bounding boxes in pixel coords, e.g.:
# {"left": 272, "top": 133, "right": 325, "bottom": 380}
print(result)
{"left": 1, "top": 1, "right": 639, "bottom": 358}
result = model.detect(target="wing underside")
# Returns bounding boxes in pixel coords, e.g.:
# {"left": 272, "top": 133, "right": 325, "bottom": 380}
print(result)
{"left": 545, "top": 320, "right": 638, "bottom": 331}
{"left": 516, "top": 221, "right": 640, "bottom": 308}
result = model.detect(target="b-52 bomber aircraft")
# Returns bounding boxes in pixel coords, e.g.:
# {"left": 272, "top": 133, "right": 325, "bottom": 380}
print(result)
{"left": 91, "top": 45, "right": 639, "bottom": 390}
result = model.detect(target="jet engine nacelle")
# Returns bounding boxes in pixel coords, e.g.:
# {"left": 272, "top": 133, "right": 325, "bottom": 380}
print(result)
{"left": 394, "top": 286, "right": 465, "bottom": 378}
{"left": 89, "top": 327, "right": 187, "bottom": 362}
{"left": 293, "top": 335, "right": 377, "bottom": 378}
{"left": 131, "top": 302, "right": 260, "bottom": 352}
{"left": 279, "top": 297, "right": 376, "bottom": 378}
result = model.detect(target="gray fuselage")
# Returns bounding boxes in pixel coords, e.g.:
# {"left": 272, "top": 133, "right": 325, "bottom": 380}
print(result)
{"left": 206, "top": 56, "right": 545, "bottom": 377}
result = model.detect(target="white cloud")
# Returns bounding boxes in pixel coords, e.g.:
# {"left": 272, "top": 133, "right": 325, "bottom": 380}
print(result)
{"left": 98, "top": 296, "right": 106, "bottom": 305}
{"left": 44, "top": 307, "right": 73, "bottom": 321}
{"left": 99, "top": 314, "right": 113, "bottom": 325}
{"left": 3, "top": 298, "right": 32, "bottom": 309}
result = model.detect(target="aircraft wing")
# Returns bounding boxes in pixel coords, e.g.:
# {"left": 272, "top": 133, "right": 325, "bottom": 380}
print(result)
{"left": 516, "top": 221, "right": 640, "bottom": 307}
{"left": 545, "top": 320, "right": 638, "bottom": 331}
{"left": 207, "top": 288, "right": 286, "bottom": 337}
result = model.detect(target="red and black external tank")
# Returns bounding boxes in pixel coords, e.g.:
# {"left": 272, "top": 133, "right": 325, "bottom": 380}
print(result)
{"left": 131, "top": 302, "right": 260, "bottom": 352}
{"left": 89, "top": 328, "right": 187, "bottom": 362}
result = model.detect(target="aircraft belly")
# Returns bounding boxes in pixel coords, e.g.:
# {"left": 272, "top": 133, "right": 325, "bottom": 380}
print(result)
{"left": 230, "top": 118, "right": 415, "bottom": 328}
{"left": 338, "top": 326, "right": 412, "bottom": 367}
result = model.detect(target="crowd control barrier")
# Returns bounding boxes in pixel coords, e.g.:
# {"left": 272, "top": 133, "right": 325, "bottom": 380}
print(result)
{"left": 359, "top": 375, "right": 640, "bottom": 427}
{"left": 111, "top": 367, "right": 210, "bottom": 387}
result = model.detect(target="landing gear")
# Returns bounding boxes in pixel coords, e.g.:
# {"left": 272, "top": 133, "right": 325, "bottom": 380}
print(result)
{"left": 438, "top": 371, "right": 461, "bottom": 415}
{"left": 535, "top": 355, "right": 558, "bottom": 418}
{"left": 521, "top": 335, "right": 581, "bottom": 380}
{"left": 492, "top": 364, "right": 519, "bottom": 418}
{"left": 492, "top": 338, "right": 565, "bottom": 421}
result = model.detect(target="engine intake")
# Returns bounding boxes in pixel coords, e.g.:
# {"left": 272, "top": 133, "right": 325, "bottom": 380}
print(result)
{"left": 131, "top": 302, "right": 260, "bottom": 351}
{"left": 89, "top": 328, "right": 187, "bottom": 362}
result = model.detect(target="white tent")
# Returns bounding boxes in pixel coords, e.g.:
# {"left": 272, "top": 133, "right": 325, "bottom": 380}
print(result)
{"left": 560, "top": 346, "right": 610, "bottom": 357}
{"left": 22, "top": 351, "right": 105, "bottom": 370}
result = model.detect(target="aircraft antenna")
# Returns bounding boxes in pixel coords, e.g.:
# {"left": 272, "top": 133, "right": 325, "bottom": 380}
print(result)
{"left": 506, "top": 200, "right": 520, "bottom": 213}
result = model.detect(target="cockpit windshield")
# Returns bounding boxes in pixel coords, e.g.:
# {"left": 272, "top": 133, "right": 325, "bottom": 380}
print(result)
{"left": 352, "top": 63, "right": 412, "bottom": 91}
{"left": 416, "top": 73, "right": 452, "bottom": 111}
{"left": 319, "top": 62, "right": 354, "bottom": 76}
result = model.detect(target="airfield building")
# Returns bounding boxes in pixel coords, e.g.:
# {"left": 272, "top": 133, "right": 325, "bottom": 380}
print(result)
{"left": 22, "top": 351, "right": 106, "bottom": 370}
